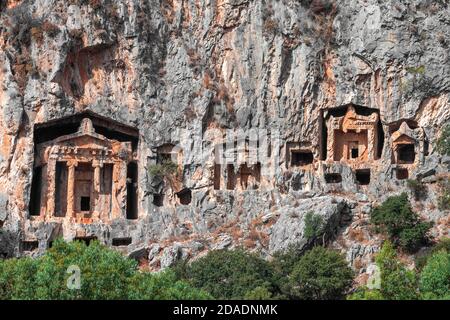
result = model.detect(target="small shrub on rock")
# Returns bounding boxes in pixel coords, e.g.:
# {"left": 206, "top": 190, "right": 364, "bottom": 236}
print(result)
{"left": 406, "top": 179, "right": 427, "bottom": 200}
{"left": 303, "top": 211, "right": 324, "bottom": 242}
{"left": 370, "top": 193, "right": 432, "bottom": 252}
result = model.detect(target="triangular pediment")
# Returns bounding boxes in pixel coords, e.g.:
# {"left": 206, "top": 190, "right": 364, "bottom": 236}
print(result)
{"left": 52, "top": 132, "right": 112, "bottom": 149}
{"left": 392, "top": 133, "right": 415, "bottom": 144}
{"left": 392, "top": 122, "right": 416, "bottom": 143}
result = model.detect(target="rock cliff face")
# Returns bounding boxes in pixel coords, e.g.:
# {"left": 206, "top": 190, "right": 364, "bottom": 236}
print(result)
{"left": 0, "top": 0, "right": 449, "bottom": 284}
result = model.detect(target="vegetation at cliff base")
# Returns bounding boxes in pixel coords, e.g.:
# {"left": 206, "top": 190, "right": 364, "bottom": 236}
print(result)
{"left": 0, "top": 239, "right": 210, "bottom": 300}
{"left": 174, "top": 249, "right": 277, "bottom": 299}
{"left": 283, "top": 246, "right": 354, "bottom": 300}
{"left": 348, "top": 240, "right": 450, "bottom": 300}
{"left": 370, "top": 193, "right": 432, "bottom": 252}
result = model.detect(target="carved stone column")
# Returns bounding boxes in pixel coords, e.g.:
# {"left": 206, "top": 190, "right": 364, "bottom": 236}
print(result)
{"left": 112, "top": 161, "right": 126, "bottom": 219}
{"left": 367, "top": 129, "right": 375, "bottom": 161}
{"left": 92, "top": 160, "right": 102, "bottom": 219}
{"left": 46, "top": 158, "right": 57, "bottom": 218}
{"left": 66, "top": 159, "right": 78, "bottom": 218}
{"left": 327, "top": 118, "right": 335, "bottom": 161}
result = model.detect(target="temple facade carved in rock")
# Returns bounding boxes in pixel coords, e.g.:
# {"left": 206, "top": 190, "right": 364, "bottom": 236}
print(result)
{"left": 29, "top": 114, "right": 139, "bottom": 226}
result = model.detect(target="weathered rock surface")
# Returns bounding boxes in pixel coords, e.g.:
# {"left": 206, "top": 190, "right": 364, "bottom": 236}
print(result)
{"left": 0, "top": 0, "right": 449, "bottom": 285}
{"left": 269, "top": 196, "right": 348, "bottom": 253}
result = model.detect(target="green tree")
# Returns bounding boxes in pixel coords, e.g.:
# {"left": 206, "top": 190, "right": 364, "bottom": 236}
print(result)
{"left": 419, "top": 250, "right": 450, "bottom": 300}
{"left": 180, "top": 249, "right": 277, "bottom": 299}
{"left": 370, "top": 193, "right": 432, "bottom": 252}
{"left": 244, "top": 286, "right": 274, "bottom": 300}
{"left": 376, "top": 241, "right": 419, "bottom": 300}
{"left": 347, "top": 288, "right": 384, "bottom": 300}
{"left": 348, "top": 241, "right": 419, "bottom": 300}
{"left": 0, "top": 239, "right": 209, "bottom": 300}
{"left": 415, "top": 238, "right": 450, "bottom": 271}
{"left": 303, "top": 211, "right": 324, "bottom": 242}
{"left": 128, "top": 270, "right": 211, "bottom": 300}
{"left": 287, "top": 246, "right": 353, "bottom": 300}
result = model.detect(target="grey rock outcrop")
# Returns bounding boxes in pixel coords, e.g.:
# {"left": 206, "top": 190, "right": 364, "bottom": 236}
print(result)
{"left": 0, "top": 0, "right": 448, "bottom": 286}
{"left": 269, "top": 196, "right": 348, "bottom": 253}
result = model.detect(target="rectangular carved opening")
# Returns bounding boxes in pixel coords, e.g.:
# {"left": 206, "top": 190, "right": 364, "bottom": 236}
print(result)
{"left": 291, "top": 150, "right": 314, "bottom": 166}
{"left": 22, "top": 240, "right": 39, "bottom": 252}
{"left": 396, "top": 168, "right": 409, "bottom": 180}
{"left": 333, "top": 129, "right": 369, "bottom": 161}
{"left": 75, "top": 163, "right": 93, "bottom": 214}
{"left": 80, "top": 196, "right": 90, "bottom": 211}
{"left": 176, "top": 188, "right": 192, "bottom": 205}
{"left": 112, "top": 237, "right": 132, "bottom": 246}
{"left": 356, "top": 169, "right": 370, "bottom": 185}
{"left": 55, "top": 161, "right": 68, "bottom": 217}
{"left": 214, "top": 164, "right": 221, "bottom": 190}
{"left": 153, "top": 194, "right": 164, "bottom": 207}
{"left": 226, "top": 164, "right": 235, "bottom": 190}
{"left": 350, "top": 142, "right": 359, "bottom": 159}
{"left": 398, "top": 144, "right": 415, "bottom": 163}
{"left": 320, "top": 110, "right": 327, "bottom": 160}
{"left": 126, "top": 162, "right": 138, "bottom": 219}
{"left": 325, "top": 173, "right": 342, "bottom": 184}
{"left": 29, "top": 166, "right": 42, "bottom": 216}
{"left": 73, "top": 236, "right": 97, "bottom": 246}
{"left": 239, "top": 163, "right": 261, "bottom": 190}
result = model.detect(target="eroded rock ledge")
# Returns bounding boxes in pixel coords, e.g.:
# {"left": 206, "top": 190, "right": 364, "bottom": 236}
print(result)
{"left": 0, "top": 1, "right": 449, "bottom": 285}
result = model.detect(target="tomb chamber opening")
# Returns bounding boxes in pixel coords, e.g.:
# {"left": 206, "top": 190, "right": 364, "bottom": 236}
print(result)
{"left": 322, "top": 104, "right": 384, "bottom": 164}
{"left": 29, "top": 112, "right": 139, "bottom": 222}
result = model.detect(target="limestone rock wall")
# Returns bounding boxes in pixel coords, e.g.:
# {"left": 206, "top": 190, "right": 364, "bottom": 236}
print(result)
{"left": 0, "top": 0, "right": 449, "bottom": 283}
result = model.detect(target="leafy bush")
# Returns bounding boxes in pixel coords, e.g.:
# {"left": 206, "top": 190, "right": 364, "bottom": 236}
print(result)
{"left": 148, "top": 160, "right": 178, "bottom": 178}
{"left": 303, "top": 211, "right": 324, "bottom": 241}
{"left": 370, "top": 193, "right": 432, "bottom": 252}
{"left": 415, "top": 238, "right": 450, "bottom": 271}
{"left": 286, "top": 246, "right": 353, "bottom": 300}
{"left": 347, "top": 288, "right": 384, "bottom": 300}
{"left": 179, "top": 249, "right": 277, "bottom": 299}
{"left": 436, "top": 123, "right": 450, "bottom": 156}
{"left": 244, "top": 286, "right": 274, "bottom": 300}
{"left": 419, "top": 250, "right": 450, "bottom": 300}
{"left": 0, "top": 239, "right": 209, "bottom": 300}
{"left": 348, "top": 241, "right": 418, "bottom": 300}
{"left": 375, "top": 241, "right": 419, "bottom": 300}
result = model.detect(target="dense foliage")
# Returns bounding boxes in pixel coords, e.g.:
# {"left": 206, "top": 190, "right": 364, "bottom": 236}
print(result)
{"left": 370, "top": 193, "right": 432, "bottom": 252}
{"left": 415, "top": 238, "right": 450, "bottom": 270}
{"left": 419, "top": 250, "right": 450, "bottom": 300}
{"left": 176, "top": 246, "right": 354, "bottom": 300}
{"left": 348, "top": 241, "right": 450, "bottom": 300}
{"left": 284, "top": 246, "right": 354, "bottom": 300}
{"left": 175, "top": 249, "right": 277, "bottom": 299}
{"left": 1, "top": 235, "right": 445, "bottom": 300}
{"left": 0, "top": 239, "right": 210, "bottom": 300}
